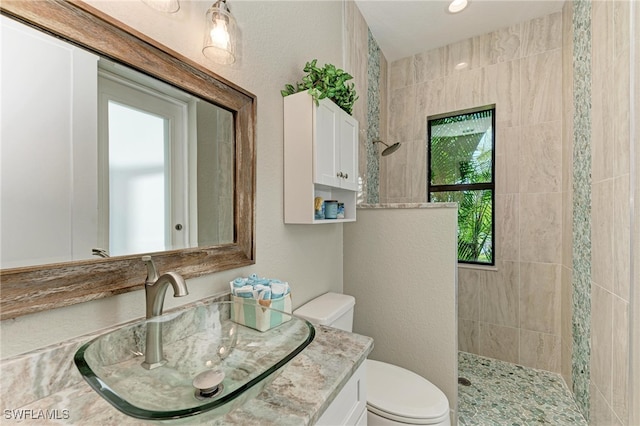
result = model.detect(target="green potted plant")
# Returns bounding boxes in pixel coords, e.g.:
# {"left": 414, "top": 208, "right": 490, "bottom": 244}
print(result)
{"left": 281, "top": 59, "right": 358, "bottom": 115}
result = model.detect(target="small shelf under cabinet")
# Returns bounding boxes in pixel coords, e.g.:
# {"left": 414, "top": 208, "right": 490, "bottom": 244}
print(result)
{"left": 311, "top": 185, "right": 356, "bottom": 224}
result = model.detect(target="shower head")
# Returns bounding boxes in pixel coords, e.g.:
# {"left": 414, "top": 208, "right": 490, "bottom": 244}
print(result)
{"left": 373, "top": 140, "right": 401, "bottom": 156}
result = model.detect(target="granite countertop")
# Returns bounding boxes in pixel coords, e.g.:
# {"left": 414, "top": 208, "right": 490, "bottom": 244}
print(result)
{"left": 1, "top": 297, "right": 373, "bottom": 425}
{"left": 358, "top": 202, "right": 458, "bottom": 209}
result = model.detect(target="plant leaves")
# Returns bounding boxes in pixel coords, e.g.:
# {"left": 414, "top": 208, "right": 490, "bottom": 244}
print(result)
{"left": 281, "top": 59, "right": 357, "bottom": 114}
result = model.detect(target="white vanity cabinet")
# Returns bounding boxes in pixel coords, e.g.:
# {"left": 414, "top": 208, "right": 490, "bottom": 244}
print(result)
{"left": 284, "top": 91, "right": 358, "bottom": 224}
{"left": 316, "top": 362, "right": 367, "bottom": 425}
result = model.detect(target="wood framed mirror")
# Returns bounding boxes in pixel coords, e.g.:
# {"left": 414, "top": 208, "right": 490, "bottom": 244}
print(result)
{"left": 0, "top": 0, "right": 256, "bottom": 320}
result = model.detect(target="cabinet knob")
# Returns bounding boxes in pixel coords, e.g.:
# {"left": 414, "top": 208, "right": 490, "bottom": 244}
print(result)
{"left": 344, "top": 173, "right": 348, "bottom": 179}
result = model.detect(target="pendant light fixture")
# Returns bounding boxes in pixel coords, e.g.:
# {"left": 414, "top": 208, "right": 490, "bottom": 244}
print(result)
{"left": 203, "top": 0, "right": 238, "bottom": 65}
{"left": 141, "top": 0, "right": 180, "bottom": 13}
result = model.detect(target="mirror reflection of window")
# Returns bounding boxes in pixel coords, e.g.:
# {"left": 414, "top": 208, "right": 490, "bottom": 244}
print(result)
{"left": 107, "top": 102, "right": 168, "bottom": 255}
{"left": 98, "top": 70, "right": 189, "bottom": 257}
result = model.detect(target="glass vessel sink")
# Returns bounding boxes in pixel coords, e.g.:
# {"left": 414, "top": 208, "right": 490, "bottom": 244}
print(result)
{"left": 74, "top": 301, "right": 314, "bottom": 420}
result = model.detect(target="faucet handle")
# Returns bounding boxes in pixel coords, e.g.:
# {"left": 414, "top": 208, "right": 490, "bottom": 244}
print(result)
{"left": 142, "top": 255, "right": 159, "bottom": 283}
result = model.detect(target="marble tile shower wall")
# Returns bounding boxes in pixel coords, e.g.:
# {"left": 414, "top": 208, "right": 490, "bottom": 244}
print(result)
{"left": 383, "top": 12, "right": 565, "bottom": 372}
{"left": 588, "top": 0, "right": 632, "bottom": 423}
{"left": 560, "top": 0, "right": 575, "bottom": 395}
{"left": 365, "top": 29, "right": 381, "bottom": 204}
{"left": 344, "top": 0, "right": 388, "bottom": 205}
{"left": 569, "top": 0, "right": 592, "bottom": 417}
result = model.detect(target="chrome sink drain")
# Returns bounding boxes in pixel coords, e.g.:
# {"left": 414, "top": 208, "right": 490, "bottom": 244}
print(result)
{"left": 193, "top": 370, "right": 225, "bottom": 400}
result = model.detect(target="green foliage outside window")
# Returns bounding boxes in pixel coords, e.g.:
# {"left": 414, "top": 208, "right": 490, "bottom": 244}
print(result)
{"left": 428, "top": 107, "right": 495, "bottom": 265}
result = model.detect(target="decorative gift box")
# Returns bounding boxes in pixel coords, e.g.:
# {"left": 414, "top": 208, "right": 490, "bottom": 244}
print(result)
{"left": 229, "top": 274, "right": 292, "bottom": 332}
{"left": 230, "top": 293, "right": 292, "bottom": 332}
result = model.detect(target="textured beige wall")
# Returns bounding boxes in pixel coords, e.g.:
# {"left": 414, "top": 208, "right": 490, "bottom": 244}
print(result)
{"left": 589, "top": 1, "right": 633, "bottom": 423}
{"left": 0, "top": 1, "right": 346, "bottom": 358}
{"left": 343, "top": 206, "right": 458, "bottom": 416}
{"left": 384, "top": 12, "right": 565, "bottom": 372}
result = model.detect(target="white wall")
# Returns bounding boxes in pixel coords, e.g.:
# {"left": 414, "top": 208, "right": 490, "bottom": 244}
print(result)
{"left": 0, "top": 1, "right": 346, "bottom": 359}
{"left": 1, "top": 16, "right": 99, "bottom": 269}
{"left": 343, "top": 205, "right": 458, "bottom": 414}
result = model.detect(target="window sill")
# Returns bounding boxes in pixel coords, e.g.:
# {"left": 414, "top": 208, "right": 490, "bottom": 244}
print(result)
{"left": 457, "top": 263, "right": 498, "bottom": 272}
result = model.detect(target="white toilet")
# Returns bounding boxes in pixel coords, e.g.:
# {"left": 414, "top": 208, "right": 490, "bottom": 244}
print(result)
{"left": 294, "top": 292, "right": 451, "bottom": 426}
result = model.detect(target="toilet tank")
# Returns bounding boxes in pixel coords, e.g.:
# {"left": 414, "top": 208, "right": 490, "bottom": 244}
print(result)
{"left": 293, "top": 292, "right": 355, "bottom": 332}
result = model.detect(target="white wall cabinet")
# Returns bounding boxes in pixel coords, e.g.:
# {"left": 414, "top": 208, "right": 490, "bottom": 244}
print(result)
{"left": 284, "top": 91, "right": 358, "bottom": 224}
{"left": 313, "top": 98, "right": 358, "bottom": 191}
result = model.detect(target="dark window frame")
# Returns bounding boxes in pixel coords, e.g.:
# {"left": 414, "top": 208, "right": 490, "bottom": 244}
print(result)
{"left": 427, "top": 105, "right": 496, "bottom": 266}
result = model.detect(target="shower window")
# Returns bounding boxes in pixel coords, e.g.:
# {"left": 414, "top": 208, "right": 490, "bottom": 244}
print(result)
{"left": 427, "top": 106, "right": 495, "bottom": 265}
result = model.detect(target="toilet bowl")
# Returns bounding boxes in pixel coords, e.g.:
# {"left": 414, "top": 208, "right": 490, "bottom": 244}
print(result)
{"left": 366, "top": 359, "right": 450, "bottom": 425}
{"left": 293, "top": 292, "right": 451, "bottom": 426}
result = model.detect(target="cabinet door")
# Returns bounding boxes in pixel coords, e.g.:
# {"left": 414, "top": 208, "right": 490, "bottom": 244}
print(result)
{"left": 339, "top": 114, "right": 358, "bottom": 191}
{"left": 316, "top": 362, "right": 366, "bottom": 426}
{"left": 313, "top": 100, "right": 340, "bottom": 187}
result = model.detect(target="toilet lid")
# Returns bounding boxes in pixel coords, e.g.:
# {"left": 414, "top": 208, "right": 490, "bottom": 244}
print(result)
{"left": 366, "top": 360, "right": 449, "bottom": 424}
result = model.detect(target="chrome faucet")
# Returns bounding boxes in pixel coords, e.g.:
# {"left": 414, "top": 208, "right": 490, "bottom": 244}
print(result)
{"left": 141, "top": 255, "right": 188, "bottom": 369}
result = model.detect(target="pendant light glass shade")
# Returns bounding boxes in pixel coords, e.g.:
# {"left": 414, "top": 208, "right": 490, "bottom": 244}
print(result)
{"left": 141, "top": 0, "right": 180, "bottom": 13}
{"left": 203, "top": 0, "right": 237, "bottom": 65}
{"left": 448, "top": 0, "right": 468, "bottom": 13}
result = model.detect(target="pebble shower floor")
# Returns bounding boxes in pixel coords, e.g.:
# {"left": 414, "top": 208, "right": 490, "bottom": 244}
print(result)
{"left": 457, "top": 352, "right": 587, "bottom": 425}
